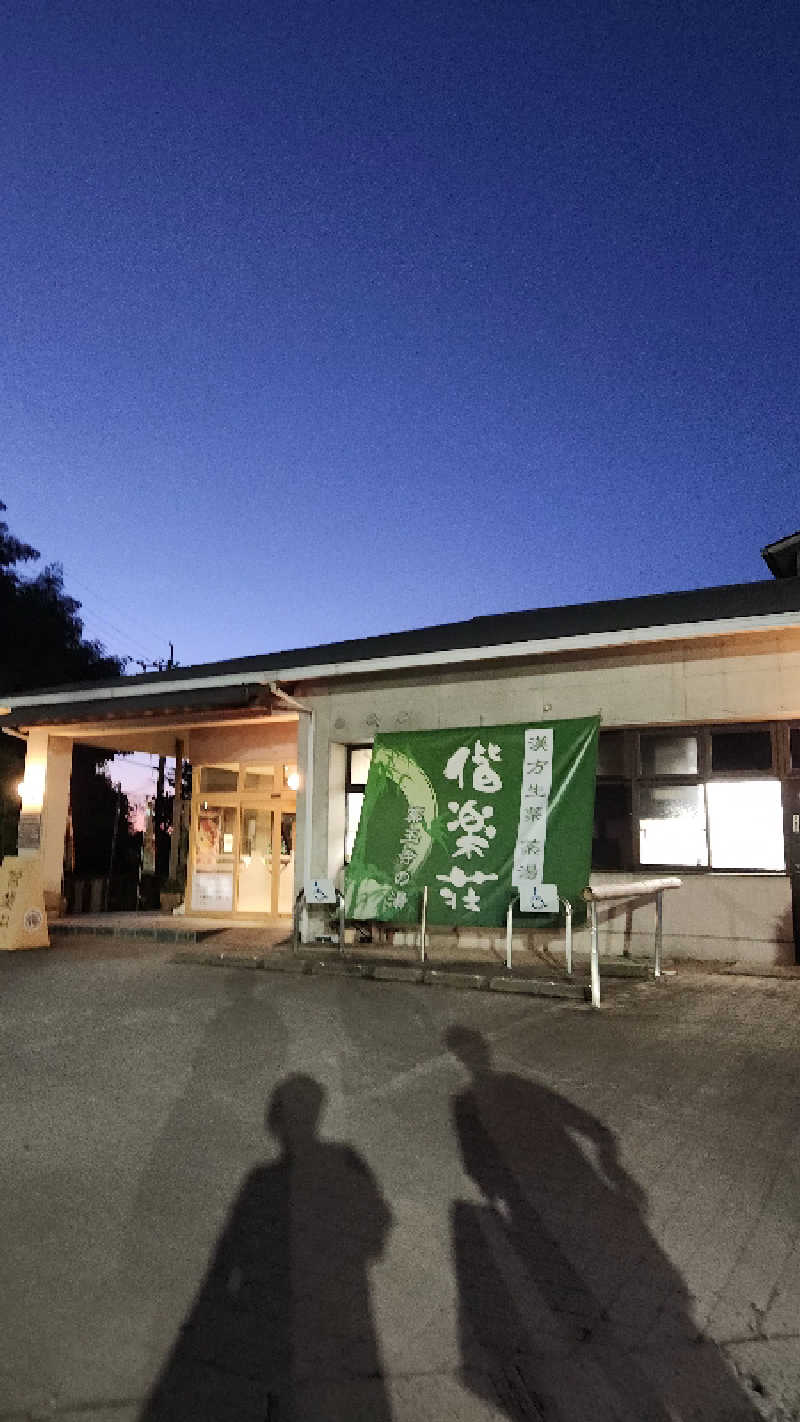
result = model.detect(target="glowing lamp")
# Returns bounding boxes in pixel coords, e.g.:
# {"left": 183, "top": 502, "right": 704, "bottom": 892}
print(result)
{"left": 287, "top": 771, "right": 300, "bottom": 792}
{"left": 18, "top": 761, "right": 46, "bottom": 812}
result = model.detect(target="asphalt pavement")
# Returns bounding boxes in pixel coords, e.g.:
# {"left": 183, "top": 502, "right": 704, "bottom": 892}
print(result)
{"left": 1, "top": 935, "right": 799, "bottom": 1421}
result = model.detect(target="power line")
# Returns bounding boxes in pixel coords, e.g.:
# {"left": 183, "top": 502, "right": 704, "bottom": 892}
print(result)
{"left": 72, "top": 601, "right": 161, "bottom": 665}
{"left": 64, "top": 573, "right": 173, "bottom": 662}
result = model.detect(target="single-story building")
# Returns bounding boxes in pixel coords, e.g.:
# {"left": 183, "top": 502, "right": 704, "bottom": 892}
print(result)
{"left": 5, "top": 536, "right": 800, "bottom": 967}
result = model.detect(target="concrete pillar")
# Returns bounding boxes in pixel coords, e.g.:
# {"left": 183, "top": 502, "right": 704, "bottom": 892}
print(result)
{"left": 18, "top": 730, "right": 73, "bottom": 915}
{"left": 328, "top": 741, "right": 346, "bottom": 885}
{"left": 309, "top": 700, "right": 332, "bottom": 883}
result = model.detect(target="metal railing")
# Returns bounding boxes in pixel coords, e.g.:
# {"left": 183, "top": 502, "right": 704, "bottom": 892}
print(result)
{"left": 582, "top": 877, "right": 682, "bottom": 1007}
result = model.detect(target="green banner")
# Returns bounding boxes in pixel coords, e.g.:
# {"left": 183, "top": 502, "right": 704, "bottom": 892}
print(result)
{"left": 345, "top": 717, "right": 599, "bottom": 926}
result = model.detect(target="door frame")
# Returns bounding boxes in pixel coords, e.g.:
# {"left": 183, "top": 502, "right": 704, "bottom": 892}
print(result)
{"left": 187, "top": 768, "right": 297, "bottom": 918}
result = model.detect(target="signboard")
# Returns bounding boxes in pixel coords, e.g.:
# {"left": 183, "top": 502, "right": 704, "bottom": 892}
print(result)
{"left": 191, "top": 870, "right": 234, "bottom": 913}
{"left": 307, "top": 877, "right": 337, "bottom": 904}
{"left": 17, "top": 813, "right": 42, "bottom": 853}
{"left": 0, "top": 856, "right": 49, "bottom": 951}
{"left": 345, "top": 718, "right": 599, "bottom": 926}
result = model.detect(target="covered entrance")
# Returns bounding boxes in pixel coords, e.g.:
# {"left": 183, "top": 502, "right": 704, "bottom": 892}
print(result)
{"left": 1, "top": 677, "right": 303, "bottom": 925}
{"left": 190, "top": 762, "right": 297, "bottom": 917}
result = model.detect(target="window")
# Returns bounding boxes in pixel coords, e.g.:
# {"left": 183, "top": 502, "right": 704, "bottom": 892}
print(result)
{"left": 706, "top": 781, "right": 784, "bottom": 870}
{"left": 639, "top": 784, "right": 708, "bottom": 867}
{"left": 711, "top": 729, "right": 772, "bottom": 774}
{"left": 592, "top": 782, "right": 632, "bottom": 869}
{"left": 640, "top": 733, "right": 698, "bottom": 777}
{"left": 199, "top": 766, "right": 238, "bottom": 793}
{"left": 241, "top": 768, "right": 276, "bottom": 793}
{"left": 596, "top": 730, "right": 626, "bottom": 778}
{"left": 345, "top": 745, "right": 372, "bottom": 861}
{"left": 348, "top": 747, "right": 373, "bottom": 785}
{"left": 593, "top": 726, "right": 785, "bottom": 873}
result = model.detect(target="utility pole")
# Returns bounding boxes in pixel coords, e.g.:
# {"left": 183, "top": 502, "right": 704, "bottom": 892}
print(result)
{"left": 136, "top": 645, "right": 176, "bottom": 882}
{"left": 105, "top": 784, "right": 122, "bottom": 911}
{"left": 168, "top": 737, "right": 185, "bottom": 884}
{"left": 155, "top": 753, "right": 166, "bottom": 878}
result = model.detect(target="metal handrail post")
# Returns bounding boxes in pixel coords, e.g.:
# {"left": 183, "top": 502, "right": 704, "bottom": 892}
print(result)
{"left": 505, "top": 897, "right": 515, "bottom": 971}
{"left": 338, "top": 892, "right": 346, "bottom": 955}
{"left": 293, "top": 890, "right": 306, "bottom": 954}
{"left": 654, "top": 889, "right": 663, "bottom": 979}
{"left": 420, "top": 884, "right": 428, "bottom": 964}
{"left": 589, "top": 898, "right": 601, "bottom": 1008}
{"left": 561, "top": 897, "right": 573, "bottom": 976}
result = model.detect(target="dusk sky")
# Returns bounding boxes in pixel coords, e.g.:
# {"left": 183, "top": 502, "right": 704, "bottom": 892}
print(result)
{"left": 3, "top": 0, "right": 799, "bottom": 679}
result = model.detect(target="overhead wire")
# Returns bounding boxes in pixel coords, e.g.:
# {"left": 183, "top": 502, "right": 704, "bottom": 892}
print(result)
{"left": 62, "top": 572, "right": 173, "bottom": 665}
{"left": 72, "top": 604, "right": 161, "bottom": 666}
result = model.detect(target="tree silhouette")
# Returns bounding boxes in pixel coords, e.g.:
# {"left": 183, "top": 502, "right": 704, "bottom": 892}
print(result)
{"left": 0, "top": 500, "right": 132, "bottom": 880}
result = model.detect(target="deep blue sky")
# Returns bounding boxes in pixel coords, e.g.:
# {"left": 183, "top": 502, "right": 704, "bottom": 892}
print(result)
{"left": 3, "top": 0, "right": 799, "bottom": 671}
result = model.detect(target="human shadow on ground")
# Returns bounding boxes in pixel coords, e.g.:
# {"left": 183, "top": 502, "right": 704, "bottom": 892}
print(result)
{"left": 139, "top": 1073, "right": 393, "bottom": 1422}
{"left": 446, "top": 1026, "right": 760, "bottom": 1422}
{"left": 116, "top": 971, "right": 289, "bottom": 1355}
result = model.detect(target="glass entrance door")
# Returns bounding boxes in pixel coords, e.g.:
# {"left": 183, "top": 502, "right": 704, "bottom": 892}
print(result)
{"left": 278, "top": 813, "right": 296, "bottom": 915}
{"left": 192, "top": 804, "right": 237, "bottom": 912}
{"left": 189, "top": 763, "right": 298, "bottom": 916}
{"left": 237, "top": 806, "right": 295, "bottom": 914}
{"left": 237, "top": 807, "right": 273, "bottom": 914}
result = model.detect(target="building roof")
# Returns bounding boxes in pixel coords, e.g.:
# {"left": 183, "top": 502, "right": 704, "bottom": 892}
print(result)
{"left": 761, "top": 530, "right": 800, "bottom": 580}
{"left": 0, "top": 683, "right": 274, "bottom": 729}
{"left": 4, "top": 576, "right": 800, "bottom": 730}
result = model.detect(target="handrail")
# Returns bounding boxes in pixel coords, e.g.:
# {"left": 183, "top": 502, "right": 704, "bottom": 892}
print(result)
{"left": 505, "top": 894, "right": 574, "bottom": 974}
{"left": 582, "top": 878, "right": 683, "bottom": 1006}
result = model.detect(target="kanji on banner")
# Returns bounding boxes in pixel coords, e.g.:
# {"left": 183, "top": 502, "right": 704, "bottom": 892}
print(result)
{"left": 344, "top": 717, "right": 599, "bottom": 926}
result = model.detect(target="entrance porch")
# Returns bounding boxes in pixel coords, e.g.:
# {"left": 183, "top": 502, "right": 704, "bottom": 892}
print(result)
{"left": 9, "top": 685, "right": 302, "bottom": 926}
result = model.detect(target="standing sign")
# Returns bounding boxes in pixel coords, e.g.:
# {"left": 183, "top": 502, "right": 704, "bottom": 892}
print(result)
{"left": 0, "top": 856, "right": 49, "bottom": 951}
{"left": 345, "top": 718, "right": 599, "bottom": 926}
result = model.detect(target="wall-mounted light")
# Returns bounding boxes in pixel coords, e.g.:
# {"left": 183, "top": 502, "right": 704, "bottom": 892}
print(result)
{"left": 287, "top": 771, "right": 300, "bottom": 792}
{"left": 18, "top": 762, "right": 46, "bottom": 812}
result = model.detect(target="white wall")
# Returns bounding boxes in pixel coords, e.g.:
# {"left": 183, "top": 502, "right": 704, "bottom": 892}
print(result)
{"left": 187, "top": 719, "right": 298, "bottom": 766}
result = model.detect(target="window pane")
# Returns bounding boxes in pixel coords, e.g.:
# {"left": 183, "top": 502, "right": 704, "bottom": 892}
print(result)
{"left": 195, "top": 804, "right": 237, "bottom": 867}
{"left": 237, "top": 807, "right": 273, "bottom": 913}
{"left": 199, "top": 766, "right": 238, "bottom": 793}
{"left": 640, "top": 734, "right": 698, "bottom": 777}
{"left": 192, "top": 803, "right": 237, "bottom": 911}
{"left": 707, "top": 781, "right": 784, "bottom": 870}
{"left": 597, "top": 731, "right": 626, "bottom": 778}
{"left": 639, "top": 785, "right": 708, "bottom": 866}
{"left": 345, "top": 791, "right": 364, "bottom": 860}
{"left": 711, "top": 730, "right": 772, "bottom": 774}
{"left": 348, "top": 747, "right": 373, "bottom": 787}
{"left": 242, "top": 768, "right": 276, "bottom": 793}
{"left": 592, "top": 782, "right": 631, "bottom": 869}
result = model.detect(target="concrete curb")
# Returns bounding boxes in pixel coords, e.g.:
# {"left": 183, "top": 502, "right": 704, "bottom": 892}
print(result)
{"left": 372, "top": 965, "right": 426, "bottom": 983}
{"left": 52, "top": 920, "right": 210, "bottom": 944}
{"left": 309, "top": 959, "right": 368, "bottom": 977}
{"left": 170, "top": 948, "right": 600, "bottom": 1001}
{"left": 424, "top": 969, "right": 488, "bottom": 990}
{"left": 489, "top": 975, "right": 588, "bottom": 1000}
